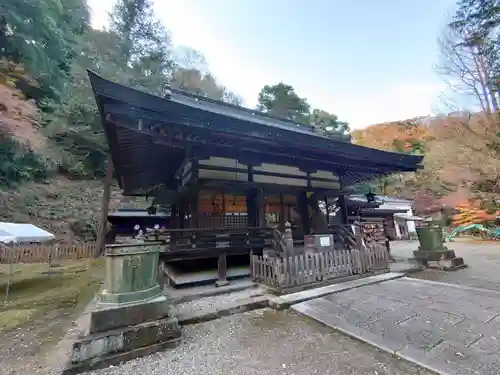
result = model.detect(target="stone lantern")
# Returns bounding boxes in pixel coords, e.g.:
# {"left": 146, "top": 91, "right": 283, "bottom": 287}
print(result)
{"left": 65, "top": 239, "right": 181, "bottom": 372}
{"left": 413, "top": 221, "right": 467, "bottom": 271}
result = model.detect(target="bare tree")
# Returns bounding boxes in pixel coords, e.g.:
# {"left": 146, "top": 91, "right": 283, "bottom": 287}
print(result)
{"left": 436, "top": 26, "right": 499, "bottom": 113}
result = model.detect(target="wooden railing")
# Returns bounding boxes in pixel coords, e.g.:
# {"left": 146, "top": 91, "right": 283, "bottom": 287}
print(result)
{"left": 251, "top": 244, "right": 389, "bottom": 292}
{"left": 0, "top": 243, "right": 97, "bottom": 264}
{"left": 157, "top": 226, "right": 274, "bottom": 261}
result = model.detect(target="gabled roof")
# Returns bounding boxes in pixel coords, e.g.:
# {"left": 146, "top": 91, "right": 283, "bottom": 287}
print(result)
{"left": 88, "top": 71, "right": 424, "bottom": 195}
{"left": 165, "top": 86, "right": 323, "bottom": 137}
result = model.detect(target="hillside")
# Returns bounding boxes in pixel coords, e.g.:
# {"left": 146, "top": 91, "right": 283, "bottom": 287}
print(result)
{"left": 0, "top": 178, "right": 123, "bottom": 242}
{"left": 352, "top": 113, "right": 500, "bottom": 217}
{"left": 0, "top": 72, "right": 146, "bottom": 242}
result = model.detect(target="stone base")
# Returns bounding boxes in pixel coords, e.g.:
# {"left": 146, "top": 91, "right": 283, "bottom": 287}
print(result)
{"left": 418, "top": 245, "right": 447, "bottom": 251}
{"left": 99, "top": 284, "right": 164, "bottom": 305}
{"left": 413, "top": 249, "right": 455, "bottom": 262}
{"left": 64, "top": 337, "right": 181, "bottom": 375}
{"left": 63, "top": 296, "right": 181, "bottom": 374}
{"left": 88, "top": 295, "right": 172, "bottom": 334}
{"left": 427, "top": 257, "right": 468, "bottom": 271}
{"left": 413, "top": 249, "right": 468, "bottom": 271}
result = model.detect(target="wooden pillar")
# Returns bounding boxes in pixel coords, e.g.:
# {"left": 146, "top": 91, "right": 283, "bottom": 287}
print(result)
{"left": 179, "top": 199, "right": 186, "bottom": 229}
{"left": 216, "top": 253, "right": 229, "bottom": 287}
{"left": 171, "top": 204, "right": 178, "bottom": 227}
{"left": 191, "top": 191, "right": 199, "bottom": 228}
{"left": 324, "top": 196, "right": 329, "bottom": 225}
{"left": 279, "top": 192, "right": 285, "bottom": 231}
{"left": 296, "top": 191, "right": 311, "bottom": 235}
{"left": 245, "top": 189, "right": 257, "bottom": 227}
{"left": 337, "top": 195, "right": 349, "bottom": 225}
{"left": 96, "top": 155, "right": 113, "bottom": 256}
{"left": 216, "top": 189, "right": 229, "bottom": 286}
{"left": 256, "top": 187, "right": 265, "bottom": 227}
{"left": 170, "top": 204, "right": 178, "bottom": 243}
{"left": 338, "top": 175, "right": 349, "bottom": 225}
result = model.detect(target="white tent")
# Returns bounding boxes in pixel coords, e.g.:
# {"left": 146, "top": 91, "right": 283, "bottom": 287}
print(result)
{"left": 0, "top": 222, "right": 55, "bottom": 244}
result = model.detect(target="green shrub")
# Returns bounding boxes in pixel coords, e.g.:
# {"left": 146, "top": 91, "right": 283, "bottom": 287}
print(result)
{"left": 0, "top": 139, "right": 48, "bottom": 187}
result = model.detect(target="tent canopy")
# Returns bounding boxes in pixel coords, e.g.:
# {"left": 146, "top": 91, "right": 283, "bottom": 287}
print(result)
{"left": 0, "top": 222, "right": 55, "bottom": 244}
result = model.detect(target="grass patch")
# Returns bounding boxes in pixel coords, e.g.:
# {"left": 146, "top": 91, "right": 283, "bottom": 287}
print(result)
{"left": 0, "top": 308, "right": 37, "bottom": 330}
{"left": 0, "top": 260, "right": 102, "bottom": 334}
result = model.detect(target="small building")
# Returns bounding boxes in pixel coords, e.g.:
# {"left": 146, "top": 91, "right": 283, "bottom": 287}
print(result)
{"left": 89, "top": 71, "right": 424, "bottom": 286}
{"left": 377, "top": 196, "right": 417, "bottom": 240}
{"left": 345, "top": 195, "right": 419, "bottom": 240}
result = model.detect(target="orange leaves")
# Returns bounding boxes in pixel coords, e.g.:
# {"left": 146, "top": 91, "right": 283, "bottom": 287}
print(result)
{"left": 0, "top": 61, "right": 45, "bottom": 152}
{"left": 352, "top": 119, "right": 432, "bottom": 153}
{"left": 451, "top": 200, "right": 499, "bottom": 227}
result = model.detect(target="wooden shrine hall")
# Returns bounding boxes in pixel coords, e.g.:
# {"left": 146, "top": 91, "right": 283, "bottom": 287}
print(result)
{"left": 89, "top": 71, "right": 423, "bottom": 287}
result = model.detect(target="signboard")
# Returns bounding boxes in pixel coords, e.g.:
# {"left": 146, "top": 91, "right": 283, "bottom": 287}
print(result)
{"left": 304, "top": 234, "right": 334, "bottom": 254}
{"left": 319, "top": 236, "right": 331, "bottom": 247}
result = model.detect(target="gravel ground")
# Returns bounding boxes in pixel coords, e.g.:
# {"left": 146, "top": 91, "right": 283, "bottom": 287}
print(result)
{"left": 86, "top": 309, "right": 432, "bottom": 375}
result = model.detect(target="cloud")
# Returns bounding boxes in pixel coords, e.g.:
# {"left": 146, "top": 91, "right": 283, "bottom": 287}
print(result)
{"left": 87, "top": 0, "right": 109, "bottom": 29}
{"left": 298, "top": 82, "right": 445, "bottom": 129}
{"left": 87, "top": 0, "right": 268, "bottom": 107}
{"left": 334, "top": 83, "right": 446, "bottom": 129}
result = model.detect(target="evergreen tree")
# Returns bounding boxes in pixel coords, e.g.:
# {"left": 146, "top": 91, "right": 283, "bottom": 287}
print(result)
{"left": 0, "top": 0, "right": 89, "bottom": 99}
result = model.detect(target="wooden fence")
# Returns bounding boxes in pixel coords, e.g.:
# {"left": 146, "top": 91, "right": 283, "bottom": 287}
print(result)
{"left": 0, "top": 243, "right": 97, "bottom": 264}
{"left": 251, "top": 245, "right": 389, "bottom": 292}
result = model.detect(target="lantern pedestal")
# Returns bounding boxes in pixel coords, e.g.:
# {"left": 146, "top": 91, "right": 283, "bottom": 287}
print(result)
{"left": 413, "top": 224, "right": 467, "bottom": 271}
{"left": 63, "top": 243, "right": 181, "bottom": 374}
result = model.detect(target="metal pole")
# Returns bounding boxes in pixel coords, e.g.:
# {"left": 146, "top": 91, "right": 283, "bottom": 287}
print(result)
{"left": 47, "top": 243, "right": 53, "bottom": 277}
{"left": 4, "top": 244, "right": 13, "bottom": 303}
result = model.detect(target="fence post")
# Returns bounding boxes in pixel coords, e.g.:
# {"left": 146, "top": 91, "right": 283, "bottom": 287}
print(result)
{"left": 284, "top": 221, "right": 294, "bottom": 257}
{"left": 4, "top": 245, "right": 14, "bottom": 304}
{"left": 47, "top": 244, "right": 53, "bottom": 277}
{"left": 353, "top": 249, "right": 362, "bottom": 274}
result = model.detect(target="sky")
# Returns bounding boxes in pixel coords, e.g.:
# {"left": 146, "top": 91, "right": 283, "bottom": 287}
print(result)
{"left": 87, "top": 0, "right": 458, "bottom": 129}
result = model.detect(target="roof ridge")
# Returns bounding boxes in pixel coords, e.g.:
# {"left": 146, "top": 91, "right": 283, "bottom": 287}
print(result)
{"left": 166, "top": 86, "right": 317, "bottom": 132}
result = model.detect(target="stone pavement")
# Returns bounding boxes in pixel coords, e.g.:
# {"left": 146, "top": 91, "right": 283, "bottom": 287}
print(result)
{"left": 293, "top": 276, "right": 500, "bottom": 375}
{"left": 391, "top": 240, "right": 500, "bottom": 291}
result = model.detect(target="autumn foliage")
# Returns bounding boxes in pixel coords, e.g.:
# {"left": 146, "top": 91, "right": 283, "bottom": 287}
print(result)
{"left": 353, "top": 113, "right": 500, "bottom": 227}
{"left": 0, "top": 60, "right": 45, "bottom": 152}
{"left": 352, "top": 119, "right": 433, "bottom": 154}
{"left": 452, "top": 201, "right": 500, "bottom": 227}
